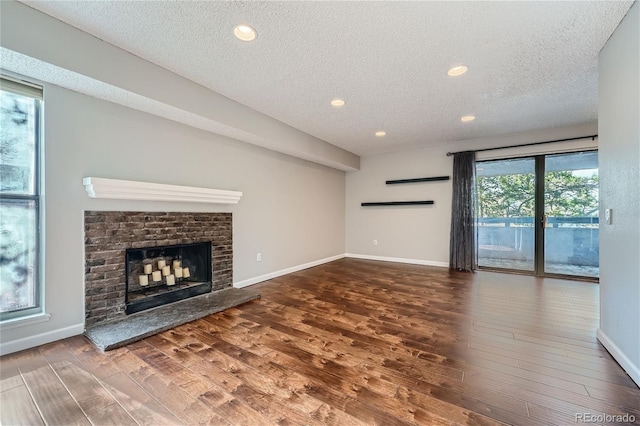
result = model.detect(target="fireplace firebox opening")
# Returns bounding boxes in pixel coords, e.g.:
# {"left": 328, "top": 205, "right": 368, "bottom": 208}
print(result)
{"left": 125, "top": 242, "right": 212, "bottom": 314}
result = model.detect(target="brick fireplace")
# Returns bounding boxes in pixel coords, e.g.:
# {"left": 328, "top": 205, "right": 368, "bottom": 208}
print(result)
{"left": 84, "top": 211, "right": 232, "bottom": 327}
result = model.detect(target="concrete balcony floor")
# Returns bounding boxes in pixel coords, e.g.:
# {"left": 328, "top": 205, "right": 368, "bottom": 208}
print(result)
{"left": 479, "top": 258, "right": 599, "bottom": 278}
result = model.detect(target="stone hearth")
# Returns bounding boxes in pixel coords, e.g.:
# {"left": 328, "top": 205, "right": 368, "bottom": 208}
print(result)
{"left": 84, "top": 287, "right": 259, "bottom": 351}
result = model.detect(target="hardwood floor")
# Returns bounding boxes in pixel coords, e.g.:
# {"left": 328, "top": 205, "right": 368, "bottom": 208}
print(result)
{"left": 1, "top": 258, "right": 638, "bottom": 425}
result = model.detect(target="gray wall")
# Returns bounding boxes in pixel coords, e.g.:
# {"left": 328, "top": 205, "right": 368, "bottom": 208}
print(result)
{"left": 345, "top": 123, "right": 598, "bottom": 265}
{"left": 346, "top": 144, "right": 453, "bottom": 265}
{"left": 0, "top": 84, "right": 345, "bottom": 353}
{"left": 598, "top": 1, "right": 640, "bottom": 385}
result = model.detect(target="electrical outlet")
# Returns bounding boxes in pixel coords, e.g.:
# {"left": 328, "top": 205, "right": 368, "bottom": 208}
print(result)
{"left": 373, "top": 240, "right": 378, "bottom": 246}
{"left": 257, "top": 253, "right": 262, "bottom": 261}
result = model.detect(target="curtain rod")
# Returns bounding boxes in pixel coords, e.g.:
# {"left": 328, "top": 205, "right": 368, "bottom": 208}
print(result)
{"left": 445, "top": 135, "right": 598, "bottom": 157}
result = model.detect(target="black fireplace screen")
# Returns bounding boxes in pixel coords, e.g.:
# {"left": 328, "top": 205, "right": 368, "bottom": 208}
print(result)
{"left": 125, "top": 242, "right": 212, "bottom": 314}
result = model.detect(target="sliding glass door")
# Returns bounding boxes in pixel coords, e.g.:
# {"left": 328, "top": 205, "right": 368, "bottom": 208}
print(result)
{"left": 543, "top": 152, "right": 599, "bottom": 278}
{"left": 476, "top": 158, "right": 536, "bottom": 272}
{"left": 476, "top": 151, "right": 599, "bottom": 279}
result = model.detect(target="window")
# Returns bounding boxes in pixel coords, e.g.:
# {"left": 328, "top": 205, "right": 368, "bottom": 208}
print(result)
{"left": 0, "top": 76, "right": 43, "bottom": 320}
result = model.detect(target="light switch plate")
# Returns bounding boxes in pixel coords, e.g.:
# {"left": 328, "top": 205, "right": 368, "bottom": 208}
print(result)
{"left": 605, "top": 208, "right": 612, "bottom": 224}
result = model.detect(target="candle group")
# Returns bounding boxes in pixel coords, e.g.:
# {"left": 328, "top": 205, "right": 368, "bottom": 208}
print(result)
{"left": 136, "top": 257, "right": 192, "bottom": 288}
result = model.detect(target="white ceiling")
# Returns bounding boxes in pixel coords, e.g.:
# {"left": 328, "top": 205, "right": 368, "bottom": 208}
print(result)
{"left": 22, "top": 1, "right": 633, "bottom": 157}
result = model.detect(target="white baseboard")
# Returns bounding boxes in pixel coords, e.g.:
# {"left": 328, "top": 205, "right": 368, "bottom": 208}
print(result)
{"left": 345, "top": 253, "right": 449, "bottom": 268}
{"left": 234, "top": 254, "right": 346, "bottom": 288}
{"left": 597, "top": 328, "right": 640, "bottom": 387}
{"left": 0, "top": 323, "right": 85, "bottom": 356}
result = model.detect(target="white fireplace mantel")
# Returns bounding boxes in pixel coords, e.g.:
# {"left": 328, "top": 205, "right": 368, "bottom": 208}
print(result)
{"left": 82, "top": 177, "right": 242, "bottom": 204}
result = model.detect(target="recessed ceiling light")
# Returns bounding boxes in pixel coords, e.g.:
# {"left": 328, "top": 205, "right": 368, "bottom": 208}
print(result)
{"left": 375, "top": 131, "right": 386, "bottom": 137}
{"left": 461, "top": 115, "right": 476, "bottom": 122}
{"left": 447, "top": 65, "right": 468, "bottom": 77}
{"left": 234, "top": 24, "right": 257, "bottom": 41}
{"left": 330, "top": 99, "right": 346, "bottom": 107}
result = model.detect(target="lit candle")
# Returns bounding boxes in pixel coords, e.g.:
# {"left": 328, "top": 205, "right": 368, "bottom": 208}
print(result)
{"left": 166, "top": 274, "right": 175, "bottom": 285}
{"left": 182, "top": 267, "right": 190, "bottom": 278}
{"left": 173, "top": 260, "right": 181, "bottom": 269}
{"left": 162, "top": 266, "right": 171, "bottom": 276}
{"left": 158, "top": 260, "right": 166, "bottom": 269}
{"left": 174, "top": 267, "right": 183, "bottom": 278}
{"left": 138, "top": 275, "right": 149, "bottom": 286}
{"left": 152, "top": 271, "right": 162, "bottom": 282}
{"left": 143, "top": 264, "right": 152, "bottom": 274}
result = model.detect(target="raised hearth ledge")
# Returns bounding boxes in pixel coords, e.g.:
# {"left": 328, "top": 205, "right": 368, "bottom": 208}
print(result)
{"left": 85, "top": 287, "right": 259, "bottom": 351}
{"left": 83, "top": 177, "right": 242, "bottom": 204}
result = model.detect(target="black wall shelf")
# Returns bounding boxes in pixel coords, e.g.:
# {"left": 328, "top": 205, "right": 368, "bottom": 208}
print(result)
{"left": 386, "top": 176, "right": 450, "bottom": 185}
{"left": 361, "top": 201, "right": 434, "bottom": 207}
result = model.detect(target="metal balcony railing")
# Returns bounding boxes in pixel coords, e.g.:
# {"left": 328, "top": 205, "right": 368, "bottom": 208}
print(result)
{"left": 477, "top": 216, "right": 599, "bottom": 275}
{"left": 477, "top": 216, "right": 599, "bottom": 227}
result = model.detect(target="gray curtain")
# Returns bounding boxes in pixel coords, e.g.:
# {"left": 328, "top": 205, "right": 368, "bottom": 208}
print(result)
{"left": 449, "top": 151, "right": 477, "bottom": 271}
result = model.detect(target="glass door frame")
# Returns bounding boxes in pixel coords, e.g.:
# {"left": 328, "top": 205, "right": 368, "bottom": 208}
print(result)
{"left": 534, "top": 155, "right": 546, "bottom": 276}
{"left": 476, "top": 149, "right": 599, "bottom": 282}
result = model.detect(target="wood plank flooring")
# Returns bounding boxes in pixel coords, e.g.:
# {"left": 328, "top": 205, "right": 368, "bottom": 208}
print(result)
{"left": 1, "top": 258, "right": 639, "bottom": 425}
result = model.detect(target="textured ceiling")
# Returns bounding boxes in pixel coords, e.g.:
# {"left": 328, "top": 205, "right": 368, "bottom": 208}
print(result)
{"left": 22, "top": 1, "right": 633, "bottom": 157}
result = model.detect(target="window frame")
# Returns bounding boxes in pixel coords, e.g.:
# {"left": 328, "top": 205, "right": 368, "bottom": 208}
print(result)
{"left": 0, "top": 75, "right": 44, "bottom": 321}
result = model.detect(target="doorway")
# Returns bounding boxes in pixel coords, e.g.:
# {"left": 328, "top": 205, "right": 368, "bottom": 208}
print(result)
{"left": 476, "top": 151, "right": 599, "bottom": 279}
